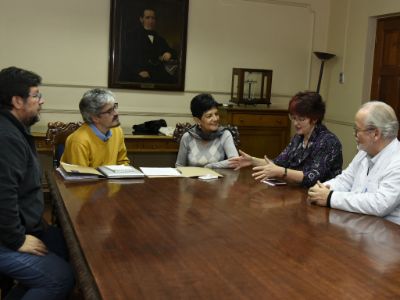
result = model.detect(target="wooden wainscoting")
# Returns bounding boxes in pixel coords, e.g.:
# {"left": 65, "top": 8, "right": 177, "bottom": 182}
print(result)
{"left": 33, "top": 132, "right": 179, "bottom": 154}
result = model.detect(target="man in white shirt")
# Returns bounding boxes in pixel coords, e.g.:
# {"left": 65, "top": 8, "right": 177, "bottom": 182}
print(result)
{"left": 308, "top": 101, "right": 400, "bottom": 225}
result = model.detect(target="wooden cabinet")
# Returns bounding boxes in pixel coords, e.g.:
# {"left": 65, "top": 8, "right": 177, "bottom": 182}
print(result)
{"left": 219, "top": 105, "right": 290, "bottom": 158}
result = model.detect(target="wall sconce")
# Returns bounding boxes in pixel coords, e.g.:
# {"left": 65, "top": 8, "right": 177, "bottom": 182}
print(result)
{"left": 313, "top": 51, "right": 335, "bottom": 93}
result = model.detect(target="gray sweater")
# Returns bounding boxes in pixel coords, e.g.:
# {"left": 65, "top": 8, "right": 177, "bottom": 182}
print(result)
{"left": 175, "top": 128, "right": 238, "bottom": 168}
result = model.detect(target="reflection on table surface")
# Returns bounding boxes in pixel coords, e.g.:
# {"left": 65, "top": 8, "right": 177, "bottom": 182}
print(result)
{"left": 49, "top": 168, "right": 400, "bottom": 300}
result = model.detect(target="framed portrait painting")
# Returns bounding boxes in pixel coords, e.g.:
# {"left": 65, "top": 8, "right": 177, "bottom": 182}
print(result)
{"left": 108, "top": 0, "right": 189, "bottom": 91}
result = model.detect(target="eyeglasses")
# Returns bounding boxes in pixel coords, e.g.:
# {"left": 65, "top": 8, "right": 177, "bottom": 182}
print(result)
{"left": 353, "top": 126, "right": 375, "bottom": 136}
{"left": 29, "top": 93, "right": 43, "bottom": 101}
{"left": 98, "top": 103, "right": 118, "bottom": 115}
{"left": 288, "top": 115, "right": 307, "bottom": 123}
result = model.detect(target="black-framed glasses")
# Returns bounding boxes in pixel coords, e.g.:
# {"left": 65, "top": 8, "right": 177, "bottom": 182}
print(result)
{"left": 98, "top": 103, "right": 118, "bottom": 115}
{"left": 353, "top": 126, "right": 375, "bottom": 136}
{"left": 29, "top": 93, "right": 43, "bottom": 101}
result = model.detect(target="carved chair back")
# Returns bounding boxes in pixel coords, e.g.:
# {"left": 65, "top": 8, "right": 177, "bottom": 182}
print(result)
{"left": 45, "top": 121, "right": 82, "bottom": 168}
{"left": 172, "top": 123, "right": 240, "bottom": 148}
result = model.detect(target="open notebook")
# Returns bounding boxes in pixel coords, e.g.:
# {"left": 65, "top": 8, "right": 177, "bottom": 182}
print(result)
{"left": 58, "top": 162, "right": 145, "bottom": 180}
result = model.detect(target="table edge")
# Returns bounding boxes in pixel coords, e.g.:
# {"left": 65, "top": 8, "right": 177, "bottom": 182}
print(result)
{"left": 46, "top": 171, "right": 102, "bottom": 300}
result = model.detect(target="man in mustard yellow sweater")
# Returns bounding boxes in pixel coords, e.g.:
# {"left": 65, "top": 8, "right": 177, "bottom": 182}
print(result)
{"left": 61, "top": 89, "right": 130, "bottom": 167}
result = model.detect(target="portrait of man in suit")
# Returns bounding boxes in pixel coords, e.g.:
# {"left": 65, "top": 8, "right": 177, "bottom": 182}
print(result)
{"left": 109, "top": 0, "right": 188, "bottom": 91}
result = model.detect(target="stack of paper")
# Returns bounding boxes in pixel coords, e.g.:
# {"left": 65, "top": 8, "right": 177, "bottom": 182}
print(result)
{"left": 57, "top": 167, "right": 101, "bottom": 181}
{"left": 97, "top": 165, "right": 145, "bottom": 178}
{"left": 139, "top": 167, "right": 223, "bottom": 178}
{"left": 140, "top": 167, "right": 182, "bottom": 178}
{"left": 58, "top": 162, "right": 144, "bottom": 180}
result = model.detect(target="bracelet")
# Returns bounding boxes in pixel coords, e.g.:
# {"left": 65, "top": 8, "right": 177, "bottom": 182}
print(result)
{"left": 282, "top": 167, "right": 287, "bottom": 178}
{"left": 327, "top": 191, "right": 333, "bottom": 208}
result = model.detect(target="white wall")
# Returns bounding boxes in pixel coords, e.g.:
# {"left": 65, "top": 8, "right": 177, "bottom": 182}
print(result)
{"left": 0, "top": 0, "right": 330, "bottom": 133}
{"left": 324, "top": 0, "right": 400, "bottom": 166}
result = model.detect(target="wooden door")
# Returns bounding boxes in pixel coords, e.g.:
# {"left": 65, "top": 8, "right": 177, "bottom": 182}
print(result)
{"left": 371, "top": 16, "right": 400, "bottom": 118}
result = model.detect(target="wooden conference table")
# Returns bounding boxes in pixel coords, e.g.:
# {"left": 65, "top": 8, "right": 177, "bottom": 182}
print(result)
{"left": 47, "top": 168, "right": 400, "bottom": 299}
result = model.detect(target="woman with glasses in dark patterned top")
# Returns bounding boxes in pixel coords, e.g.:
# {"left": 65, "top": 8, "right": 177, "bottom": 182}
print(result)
{"left": 229, "top": 91, "right": 343, "bottom": 187}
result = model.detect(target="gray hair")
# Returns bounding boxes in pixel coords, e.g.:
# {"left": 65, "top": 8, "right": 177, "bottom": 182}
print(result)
{"left": 360, "top": 101, "right": 399, "bottom": 140}
{"left": 79, "top": 89, "right": 116, "bottom": 124}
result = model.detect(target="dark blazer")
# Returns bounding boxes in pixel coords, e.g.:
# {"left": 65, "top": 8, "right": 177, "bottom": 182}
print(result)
{"left": 0, "top": 110, "right": 44, "bottom": 250}
{"left": 120, "top": 26, "right": 177, "bottom": 83}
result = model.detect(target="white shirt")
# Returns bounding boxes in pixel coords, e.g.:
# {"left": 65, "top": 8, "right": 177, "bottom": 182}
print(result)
{"left": 325, "top": 139, "right": 400, "bottom": 225}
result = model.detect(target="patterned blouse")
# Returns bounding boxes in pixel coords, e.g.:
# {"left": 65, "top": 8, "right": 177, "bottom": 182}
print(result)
{"left": 274, "top": 123, "right": 343, "bottom": 187}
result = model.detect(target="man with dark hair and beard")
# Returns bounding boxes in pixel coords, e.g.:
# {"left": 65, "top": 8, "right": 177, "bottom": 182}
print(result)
{"left": 61, "top": 88, "right": 130, "bottom": 167}
{"left": 0, "top": 66, "right": 74, "bottom": 299}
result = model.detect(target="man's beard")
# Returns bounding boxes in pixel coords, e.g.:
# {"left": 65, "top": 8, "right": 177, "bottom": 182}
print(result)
{"left": 24, "top": 114, "right": 40, "bottom": 127}
{"left": 357, "top": 140, "right": 373, "bottom": 153}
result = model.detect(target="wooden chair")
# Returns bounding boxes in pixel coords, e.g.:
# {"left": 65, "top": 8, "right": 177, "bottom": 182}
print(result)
{"left": 172, "top": 122, "right": 192, "bottom": 144}
{"left": 45, "top": 122, "right": 82, "bottom": 225}
{"left": 172, "top": 123, "right": 240, "bottom": 147}
{"left": 45, "top": 121, "right": 82, "bottom": 168}
{"left": 225, "top": 124, "right": 240, "bottom": 148}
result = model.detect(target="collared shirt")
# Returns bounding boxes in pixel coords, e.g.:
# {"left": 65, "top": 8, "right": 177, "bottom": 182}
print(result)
{"left": 325, "top": 139, "right": 400, "bottom": 224}
{"left": 366, "top": 155, "right": 374, "bottom": 175}
{"left": 89, "top": 124, "right": 112, "bottom": 142}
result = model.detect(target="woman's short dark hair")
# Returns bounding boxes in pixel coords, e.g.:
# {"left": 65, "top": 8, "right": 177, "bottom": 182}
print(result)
{"left": 190, "top": 93, "right": 219, "bottom": 119}
{"left": 288, "top": 91, "right": 326, "bottom": 123}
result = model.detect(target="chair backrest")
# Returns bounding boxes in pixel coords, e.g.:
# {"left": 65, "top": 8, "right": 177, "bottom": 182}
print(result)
{"left": 172, "top": 123, "right": 240, "bottom": 147}
{"left": 225, "top": 124, "right": 240, "bottom": 148}
{"left": 46, "top": 121, "right": 82, "bottom": 168}
{"left": 172, "top": 122, "right": 192, "bottom": 144}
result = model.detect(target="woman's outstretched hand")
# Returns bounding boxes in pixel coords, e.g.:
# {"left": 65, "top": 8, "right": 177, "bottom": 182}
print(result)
{"left": 228, "top": 150, "right": 254, "bottom": 170}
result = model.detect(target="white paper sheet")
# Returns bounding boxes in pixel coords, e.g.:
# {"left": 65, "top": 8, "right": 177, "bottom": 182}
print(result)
{"left": 139, "top": 167, "right": 182, "bottom": 177}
